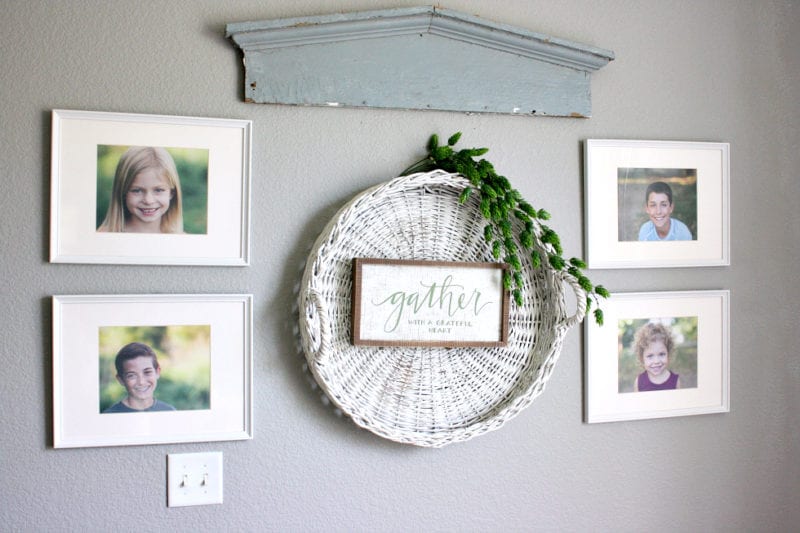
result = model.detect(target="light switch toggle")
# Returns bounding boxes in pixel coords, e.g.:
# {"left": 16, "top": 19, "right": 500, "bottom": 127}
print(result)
{"left": 167, "top": 452, "right": 223, "bottom": 507}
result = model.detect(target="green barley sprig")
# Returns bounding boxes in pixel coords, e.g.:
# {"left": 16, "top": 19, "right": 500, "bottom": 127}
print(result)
{"left": 401, "top": 132, "right": 608, "bottom": 325}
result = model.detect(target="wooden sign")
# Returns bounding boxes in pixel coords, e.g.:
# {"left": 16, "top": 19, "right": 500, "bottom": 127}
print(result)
{"left": 352, "top": 258, "right": 509, "bottom": 347}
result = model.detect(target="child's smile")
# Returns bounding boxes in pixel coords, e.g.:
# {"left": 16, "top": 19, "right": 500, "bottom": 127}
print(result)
{"left": 117, "top": 355, "right": 161, "bottom": 408}
{"left": 124, "top": 168, "right": 173, "bottom": 231}
{"left": 642, "top": 340, "right": 670, "bottom": 382}
{"left": 645, "top": 192, "right": 674, "bottom": 233}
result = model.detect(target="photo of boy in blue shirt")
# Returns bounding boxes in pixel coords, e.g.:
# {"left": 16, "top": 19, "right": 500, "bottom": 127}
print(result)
{"left": 637, "top": 181, "right": 693, "bottom": 241}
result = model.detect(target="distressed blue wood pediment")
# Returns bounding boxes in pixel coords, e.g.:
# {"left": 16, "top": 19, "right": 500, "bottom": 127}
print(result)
{"left": 226, "top": 6, "right": 614, "bottom": 117}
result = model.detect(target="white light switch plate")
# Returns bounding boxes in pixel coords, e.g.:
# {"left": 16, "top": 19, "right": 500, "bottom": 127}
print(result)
{"left": 167, "top": 452, "right": 223, "bottom": 507}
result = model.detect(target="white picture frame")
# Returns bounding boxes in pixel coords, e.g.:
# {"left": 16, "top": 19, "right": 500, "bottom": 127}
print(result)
{"left": 351, "top": 258, "right": 509, "bottom": 347}
{"left": 585, "top": 139, "right": 729, "bottom": 268}
{"left": 52, "top": 294, "right": 253, "bottom": 448}
{"left": 50, "top": 109, "right": 252, "bottom": 265}
{"left": 585, "top": 290, "right": 729, "bottom": 423}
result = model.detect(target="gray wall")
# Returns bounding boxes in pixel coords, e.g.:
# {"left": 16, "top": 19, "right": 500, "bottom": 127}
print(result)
{"left": 1, "top": 1, "right": 798, "bottom": 531}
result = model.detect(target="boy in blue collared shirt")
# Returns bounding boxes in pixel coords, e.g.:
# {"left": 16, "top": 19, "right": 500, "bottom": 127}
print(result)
{"left": 638, "top": 181, "right": 693, "bottom": 241}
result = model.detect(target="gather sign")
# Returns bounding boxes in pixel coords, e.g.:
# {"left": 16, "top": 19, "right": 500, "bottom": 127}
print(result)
{"left": 351, "top": 258, "right": 509, "bottom": 347}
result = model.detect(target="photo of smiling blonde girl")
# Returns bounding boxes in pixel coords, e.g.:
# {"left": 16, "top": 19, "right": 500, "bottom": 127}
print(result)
{"left": 97, "top": 146, "right": 184, "bottom": 233}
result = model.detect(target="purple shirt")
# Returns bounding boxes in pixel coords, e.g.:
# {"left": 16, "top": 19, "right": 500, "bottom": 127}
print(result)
{"left": 637, "top": 371, "right": 679, "bottom": 392}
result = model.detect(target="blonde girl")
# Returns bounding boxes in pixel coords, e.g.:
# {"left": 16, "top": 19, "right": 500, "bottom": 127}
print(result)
{"left": 98, "top": 146, "right": 183, "bottom": 233}
{"left": 632, "top": 322, "right": 681, "bottom": 392}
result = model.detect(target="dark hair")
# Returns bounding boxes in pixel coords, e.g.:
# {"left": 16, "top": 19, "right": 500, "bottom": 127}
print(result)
{"left": 645, "top": 181, "right": 673, "bottom": 204}
{"left": 114, "top": 342, "right": 159, "bottom": 376}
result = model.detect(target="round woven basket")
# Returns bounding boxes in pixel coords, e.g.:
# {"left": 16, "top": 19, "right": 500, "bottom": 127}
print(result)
{"left": 299, "top": 170, "right": 585, "bottom": 447}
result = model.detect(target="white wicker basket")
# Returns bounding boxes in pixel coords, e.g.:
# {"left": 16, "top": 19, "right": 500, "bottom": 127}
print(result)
{"left": 299, "top": 170, "right": 585, "bottom": 447}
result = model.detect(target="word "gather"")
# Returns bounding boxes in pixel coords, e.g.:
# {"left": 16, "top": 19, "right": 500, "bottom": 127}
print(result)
{"left": 372, "top": 275, "right": 493, "bottom": 332}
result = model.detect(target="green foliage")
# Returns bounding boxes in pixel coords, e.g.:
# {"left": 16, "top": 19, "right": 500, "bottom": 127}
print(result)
{"left": 95, "top": 145, "right": 209, "bottom": 234}
{"left": 401, "top": 133, "right": 607, "bottom": 324}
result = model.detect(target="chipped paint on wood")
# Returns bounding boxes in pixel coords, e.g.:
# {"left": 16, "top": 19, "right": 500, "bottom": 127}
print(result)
{"left": 226, "top": 6, "right": 614, "bottom": 117}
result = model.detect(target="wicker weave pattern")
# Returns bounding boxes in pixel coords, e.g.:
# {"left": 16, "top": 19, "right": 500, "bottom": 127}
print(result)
{"left": 299, "top": 171, "right": 585, "bottom": 447}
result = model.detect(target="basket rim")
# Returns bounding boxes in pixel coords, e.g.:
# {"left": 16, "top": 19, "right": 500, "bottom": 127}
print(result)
{"left": 299, "top": 170, "right": 584, "bottom": 447}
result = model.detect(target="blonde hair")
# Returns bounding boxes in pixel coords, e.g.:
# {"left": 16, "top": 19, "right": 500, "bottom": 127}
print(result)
{"left": 98, "top": 146, "right": 183, "bottom": 233}
{"left": 633, "top": 322, "right": 674, "bottom": 363}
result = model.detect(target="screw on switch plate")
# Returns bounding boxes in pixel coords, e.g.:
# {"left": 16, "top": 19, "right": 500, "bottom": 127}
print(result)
{"left": 167, "top": 452, "right": 223, "bottom": 507}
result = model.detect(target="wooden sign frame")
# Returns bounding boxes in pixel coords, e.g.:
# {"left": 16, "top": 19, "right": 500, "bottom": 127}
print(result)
{"left": 352, "top": 258, "right": 509, "bottom": 348}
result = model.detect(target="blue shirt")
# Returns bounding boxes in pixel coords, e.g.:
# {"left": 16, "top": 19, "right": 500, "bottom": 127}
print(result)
{"left": 638, "top": 218, "right": 693, "bottom": 241}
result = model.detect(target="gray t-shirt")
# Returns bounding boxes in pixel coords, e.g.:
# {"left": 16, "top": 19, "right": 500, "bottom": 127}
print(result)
{"left": 103, "top": 399, "right": 176, "bottom": 413}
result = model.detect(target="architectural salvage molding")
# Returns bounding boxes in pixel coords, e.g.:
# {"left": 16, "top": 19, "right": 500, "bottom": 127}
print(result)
{"left": 227, "top": 6, "right": 614, "bottom": 117}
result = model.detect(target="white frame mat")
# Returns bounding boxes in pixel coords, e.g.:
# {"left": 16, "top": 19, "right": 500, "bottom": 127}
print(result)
{"left": 585, "top": 139, "right": 729, "bottom": 268}
{"left": 52, "top": 294, "right": 253, "bottom": 448}
{"left": 50, "top": 109, "right": 252, "bottom": 265}
{"left": 585, "top": 290, "right": 729, "bottom": 423}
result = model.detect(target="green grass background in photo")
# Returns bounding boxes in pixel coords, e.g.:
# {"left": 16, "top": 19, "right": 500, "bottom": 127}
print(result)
{"left": 96, "top": 145, "right": 209, "bottom": 234}
{"left": 99, "top": 324, "right": 211, "bottom": 412}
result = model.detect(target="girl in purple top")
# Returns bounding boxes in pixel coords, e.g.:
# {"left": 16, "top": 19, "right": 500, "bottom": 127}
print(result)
{"left": 632, "top": 322, "right": 681, "bottom": 392}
